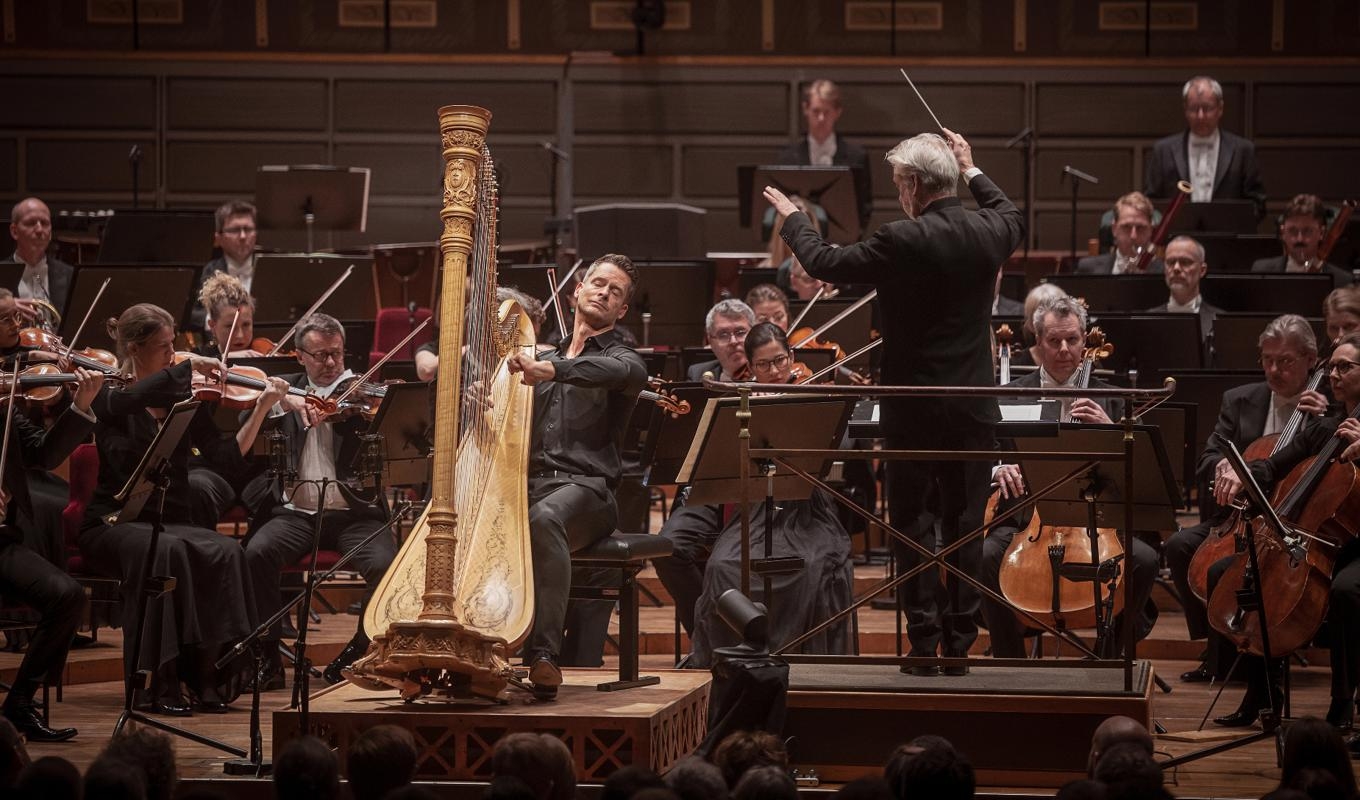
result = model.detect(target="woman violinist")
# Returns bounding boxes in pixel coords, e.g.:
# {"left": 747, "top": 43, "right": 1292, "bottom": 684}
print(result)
{"left": 196, "top": 271, "right": 270, "bottom": 359}
{"left": 1206, "top": 330, "right": 1360, "bottom": 741}
{"left": 78, "top": 303, "right": 288, "bottom": 715}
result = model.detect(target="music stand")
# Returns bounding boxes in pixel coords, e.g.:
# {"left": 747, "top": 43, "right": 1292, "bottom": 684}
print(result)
{"left": 1196, "top": 233, "right": 1280, "bottom": 273}
{"left": 95, "top": 211, "right": 215, "bottom": 264}
{"left": 61, "top": 265, "right": 198, "bottom": 351}
{"left": 1213, "top": 313, "right": 1326, "bottom": 370}
{"left": 1045, "top": 275, "right": 1166, "bottom": 313}
{"left": 255, "top": 165, "right": 371, "bottom": 254}
{"left": 630, "top": 260, "right": 715, "bottom": 347}
{"left": 1085, "top": 313, "right": 1205, "bottom": 385}
{"left": 1201, "top": 274, "right": 1333, "bottom": 316}
{"left": 739, "top": 165, "right": 863, "bottom": 245}
{"left": 355, "top": 382, "right": 432, "bottom": 488}
{"left": 250, "top": 254, "right": 374, "bottom": 323}
{"left": 1168, "top": 200, "right": 1259, "bottom": 235}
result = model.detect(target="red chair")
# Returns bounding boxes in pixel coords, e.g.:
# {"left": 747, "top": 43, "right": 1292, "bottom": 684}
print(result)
{"left": 61, "top": 443, "right": 122, "bottom": 643}
{"left": 369, "top": 306, "right": 433, "bottom": 368}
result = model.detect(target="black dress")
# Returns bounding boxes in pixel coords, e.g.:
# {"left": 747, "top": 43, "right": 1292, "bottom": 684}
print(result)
{"left": 78, "top": 359, "right": 257, "bottom": 703}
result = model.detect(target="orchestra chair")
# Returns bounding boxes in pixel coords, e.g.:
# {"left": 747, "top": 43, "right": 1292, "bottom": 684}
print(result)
{"left": 60, "top": 443, "right": 121, "bottom": 647}
{"left": 569, "top": 532, "right": 673, "bottom": 691}
{"left": 369, "top": 306, "right": 433, "bottom": 368}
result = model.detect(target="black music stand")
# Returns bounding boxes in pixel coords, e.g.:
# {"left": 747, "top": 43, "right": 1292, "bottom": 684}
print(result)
{"left": 61, "top": 265, "right": 198, "bottom": 351}
{"left": 0, "top": 263, "right": 24, "bottom": 296}
{"left": 1045, "top": 275, "right": 1166, "bottom": 312}
{"left": 355, "top": 382, "right": 432, "bottom": 488}
{"left": 95, "top": 211, "right": 215, "bottom": 264}
{"left": 251, "top": 254, "right": 374, "bottom": 322}
{"left": 1213, "top": 313, "right": 1326, "bottom": 370}
{"left": 110, "top": 400, "right": 246, "bottom": 758}
{"left": 739, "top": 165, "right": 863, "bottom": 245}
{"left": 1196, "top": 233, "right": 1281, "bottom": 273}
{"left": 1087, "top": 313, "right": 1206, "bottom": 386}
{"left": 630, "top": 260, "right": 715, "bottom": 348}
{"left": 1201, "top": 274, "right": 1334, "bottom": 316}
{"left": 1168, "top": 200, "right": 1259, "bottom": 235}
{"left": 255, "top": 165, "right": 371, "bottom": 254}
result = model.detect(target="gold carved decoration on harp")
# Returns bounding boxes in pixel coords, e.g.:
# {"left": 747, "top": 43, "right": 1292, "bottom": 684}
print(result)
{"left": 345, "top": 105, "right": 537, "bottom": 702}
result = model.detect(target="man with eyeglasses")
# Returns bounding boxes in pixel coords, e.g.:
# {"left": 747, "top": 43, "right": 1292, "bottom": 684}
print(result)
{"left": 1144, "top": 76, "right": 1265, "bottom": 217}
{"left": 686, "top": 299, "right": 756, "bottom": 381}
{"left": 191, "top": 200, "right": 260, "bottom": 332}
{"left": 1203, "top": 330, "right": 1360, "bottom": 742}
{"left": 5, "top": 197, "right": 74, "bottom": 327}
{"left": 1251, "top": 193, "right": 1352, "bottom": 288}
{"left": 1147, "top": 235, "right": 1222, "bottom": 347}
{"left": 1164, "top": 314, "right": 1327, "bottom": 685}
{"left": 1076, "top": 192, "right": 1164, "bottom": 276}
{"left": 242, "top": 312, "right": 398, "bottom": 689}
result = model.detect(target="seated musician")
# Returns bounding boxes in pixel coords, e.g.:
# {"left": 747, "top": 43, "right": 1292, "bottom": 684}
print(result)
{"left": 979, "top": 296, "right": 1159, "bottom": 658}
{"left": 0, "top": 365, "right": 103, "bottom": 742}
{"left": 1144, "top": 76, "right": 1265, "bottom": 216}
{"left": 189, "top": 200, "right": 259, "bottom": 332}
{"left": 1205, "top": 331, "right": 1360, "bottom": 739}
{"left": 1251, "top": 194, "right": 1352, "bottom": 287}
{"left": 746, "top": 283, "right": 791, "bottom": 332}
{"left": 244, "top": 312, "right": 399, "bottom": 687}
{"left": 1076, "top": 192, "right": 1165, "bottom": 275}
{"left": 684, "top": 322, "right": 855, "bottom": 666}
{"left": 1011, "top": 283, "right": 1067, "bottom": 366}
{"left": 1146, "top": 235, "right": 1222, "bottom": 344}
{"left": 1165, "top": 314, "right": 1326, "bottom": 683}
{"left": 688, "top": 299, "right": 755, "bottom": 381}
{"left": 502, "top": 254, "right": 647, "bottom": 698}
{"left": 1325, "top": 286, "right": 1360, "bottom": 345}
{"left": 5, "top": 197, "right": 73, "bottom": 327}
{"left": 81, "top": 304, "right": 287, "bottom": 715}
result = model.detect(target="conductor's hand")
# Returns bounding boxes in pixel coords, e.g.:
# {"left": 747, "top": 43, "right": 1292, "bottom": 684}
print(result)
{"left": 1297, "top": 389, "right": 1329, "bottom": 417}
{"left": 1337, "top": 418, "right": 1360, "bottom": 463}
{"left": 995, "top": 463, "right": 1026, "bottom": 500}
{"left": 1068, "top": 398, "right": 1112, "bottom": 424}
{"left": 762, "top": 186, "right": 800, "bottom": 219}
{"left": 941, "top": 127, "right": 975, "bottom": 172}
{"left": 507, "top": 351, "right": 555, "bottom": 386}
{"left": 70, "top": 367, "right": 104, "bottom": 414}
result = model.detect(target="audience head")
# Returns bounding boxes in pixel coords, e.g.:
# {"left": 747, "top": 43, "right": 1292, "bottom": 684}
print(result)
{"left": 1328, "top": 331, "right": 1360, "bottom": 408}
{"left": 99, "top": 727, "right": 177, "bottom": 800}
{"left": 1163, "top": 235, "right": 1207, "bottom": 304}
{"left": 82, "top": 756, "right": 146, "bottom": 800}
{"left": 1056, "top": 779, "right": 1108, "bottom": 800}
{"left": 575, "top": 254, "right": 638, "bottom": 329}
{"left": 1023, "top": 283, "right": 1067, "bottom": 340}
{"left": 1032, "top": 295, "right": 1090, "bottom": 384}
{"left": 9, "top": 197, "right": 52, "bottom": 264}
{"left": 0, "top": 707, "right": 28, "bottom": 790}
{"left": 882, "top": 736, "right": 974, "bottom": 800}
{"left": 712, "top": 730, "right": 789, "bottom": 790}
{"left": 886, "top": 133, "right": 960, "bottom": 217}
{"left": 1092, "top": 741, "right": 1163, "bottom": 800}
{"left": 293, "top": 311, "right": 348, "bottom": 387}
{"left": 1182, "top": 75, "right": 1224, "bottom": 138}
{"left": 801, "top": 79, "right": 843, "bottom": 143}
{"left": 705, "top": 299, "right": 757, "bottom": 377}
{"left": 346, "top": 724, "right": 417, "bottom": 800}
{"left": 15, "top": 756, "right": 81, "bottom": 800}
{"left": 747, "top": 284, "right": 790, "bottom": 332}
{"left": 732, "top": 765, "right": 797, "bottom": 800}
{"left": 744, "top": 321, "right": 794, "bottom": 384}
{"left": 107, "top": 302, "right": 176, "bottom": 376}
{"left": 1279, "top": 194, "right": 1329, "bottom": 267}
{"left": 1258, "top": 314, "right": 1318, "bottom": 398}
{"left": 213, "top": 199, "right": 258, "bottom": 265}
{"left": 602, "top": 764, "right": 665, "bottom": 800}
{"left": 384, "top": 786, "right": 440, "bottom": 800}
{"left": 1324, "top": 286, "right": 1360, "bottom": 345}
{"left": 199, "top": 271, "right": 256, "bottom": 353}
{"left": 1087, "top": 716, "right": 1153, "bottom": 778}
{"left": 833, "top": 775, "right": 894, "bottom": 800}
{"left": 1110, "top": 192, "right": 1155, "bottom": 258}
{"left": 274, "top": 735, "right": 340, "bottom": 800}
{"left": 1279, "top": 717, "right": 1358, "bottom": 800}
{"left": 664, "top": 756, "right": 728, "bottom": 800}
{"left": 490, "top": 733, "right": 575, "bottom": 800}
{"left": 482, "top": 775, "right": 538, "bottom": 800}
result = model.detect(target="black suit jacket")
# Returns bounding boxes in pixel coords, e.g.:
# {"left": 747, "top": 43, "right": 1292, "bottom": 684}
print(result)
{"left": 1146, "top": 300, "right": 1222, "bottom": 346}
{"left": 1144, "top": 129, "right": 1265, "bottom": 215}
{"left": 1, "top": 407, "right": 94, "bottom": 542}
{"left": 1008, "top": 369, "right": 1124, "bottom": 421}
{"left": 1075, "top": 252, "right": 1165, "bottom": 275}
{"left": 1250, "top": 255, "right": 1352, "bottom": 288}
{"left": 686, "top": 358, "right": 722, "bottom": 383}
{"left": 782, "top": 173, "right": 1025, "bottom": 434}
{"left": 778, "top": 133, "right": 873, "bottom": 231}
{"left": 1, "top": 255, "right": 75, "bottom": 322}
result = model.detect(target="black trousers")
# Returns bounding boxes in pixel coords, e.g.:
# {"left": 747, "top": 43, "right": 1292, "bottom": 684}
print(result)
{"left": 0, "top": 537, "right": 84, "bottom": 707}
{"left": 1165, "top": 519, "right": 1238, "bottom": 677}
{"left": 651, "top": 498, "right": 724, "bottom": 636}
{"left": 885, "top": 413, "right": 994, "bottom": 656}
{"left": 188, "top": 468, "right": 272, "bottom": 532}
{"left": 525, "top": 476, "right": 617, "bottom": 660}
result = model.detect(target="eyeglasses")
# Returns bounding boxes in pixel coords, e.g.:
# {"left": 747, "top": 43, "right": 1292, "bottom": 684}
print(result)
{"left": 0, "top": 313, "right": 23, "bottom": 327}
{"left": 711, "top": 328, "right": 750, "bottom": 344}
{"left": 298, "top": 347, "right": 344, "bottom": 363}
{"left": 1258, "top": 355, "right": 1300, "bottom": 370}
{"left": 1327, "top": 360, "right": 1360, "bottom": 376}
{"left": 221, "top": 226, "right": 256, "bottom": 237}
{"left": 1281, "top": 225, "right": 1321, "bottom": 238}
{"left": 752, "top": 354, "right": 791, "bottom": 372}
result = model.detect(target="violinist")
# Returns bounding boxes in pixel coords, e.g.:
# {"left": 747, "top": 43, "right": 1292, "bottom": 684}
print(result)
{"left": 1075, "top": 192, "right": 1165, "bottom": 275}
{"left": 5, "top": 197, "right": 73, "bottom": 328}
{"left": 1164, "top": 315, "right": 1327, "bottom": 683}
{"left": 196, "top": 272, "right": 268, "bottom": 358}
{"left": 687, "top": 299, "right": 755, "bottom": 381}
{"left": 1206, "top": 330, "right": 1360, "bottom": 738}
{"left": 0, "top": 362, "right": 102, "bottom": 742}
{"left": 978, "top": 296, "right": 1160, "bottom": 659}
{"left": 746, "top": 283, "right": 791, "bottom": 332}
{"left": 243, "top": 312, "right": 399, "bottom": 688}
{"left": 1251, "top": 194, "right": 1352, "bottom": 287}
{"left": 80, "top": 303, "right": 288, "bottom": 715}
{"left": 683, "top": 322, "right": 855, "bottom": 666}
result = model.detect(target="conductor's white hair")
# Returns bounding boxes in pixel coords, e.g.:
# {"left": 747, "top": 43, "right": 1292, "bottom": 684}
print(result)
{"left": 885, "top": 133, "right": 959, "bottom": 197}
{"left": 1182, "top": 76, "right": 1223, "bottom": 103}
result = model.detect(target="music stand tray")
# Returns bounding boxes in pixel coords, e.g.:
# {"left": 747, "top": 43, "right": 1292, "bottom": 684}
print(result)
{"left": 96, "top": 211, "right": 215, "bottom": 265}
{"left": 1168, "top": 200, "right": 1259, "bottom": 235}
{"left": 111, "top": 399, "right": 201, "bottom": 525}
{"left": 356, "top": 382, "right": 432, "bottom": 488}
{"left": 255, "top": 165, "right": 371, "bottom": 253}
{"left": 61, "top": 265, "right": 199, "bottom": 351}
{"left": 739, "top": 165, "right": 863, "bottom": 245}
{"left": 251, "top": 254, "right": 374, "bottom": 323}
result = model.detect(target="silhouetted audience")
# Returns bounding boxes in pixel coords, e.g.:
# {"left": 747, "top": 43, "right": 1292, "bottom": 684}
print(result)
{"left": 99, "top": 728, "right": 177, "bottom": 800}
{"left": 273, "top": 735, "right": 340, "bottom": 800}
{"left": 1093, "top": 741, "right": 1168, "bottom": 800}
{"left": 603, "top": 764, "right": 666, "bottom": 800}
{"left": 712, "top": 731, "right": 789, "bottom": 790}
{"left": 385, "top": 786, "right": 440, "bottom": 800}
{"left": 0, "top": 717, "right": 30, "bottom": 790}
{"left": 1277, "top": 718, "right": 1358, "bottom": 800}
{"left": 347, "top": 724, "right": 418, "bottom": 800}
{"left": 490, "top": 732, "right": 576, "bottom": 800}
{"left": 733, "top": 765, "right": 798, "bottom": 800}
{"left": 14, "top": 755, "right": 81, "bottom": 800}
{"left": 483, "top": 775, "right": 537, "bottom": 800}
{"left": 1087, "top": 716, "right": 1154, "bottom": 778}
{"left": 666, "top": 755, "right": 729, "bottom": 800}
{"left": 834, "top": 775, "right": 895, "bottom": 799}
{"left": 883, "top": 736, "right": 975, "bottom": 800}
{"left": 1056, "top": 778, "right": 1108, "bottom": 800}
{"left": 632, "top": 789, "right": 682, "bottom": 800}
{"left": 83, "top": 756, "right": 145, "bottom": 800}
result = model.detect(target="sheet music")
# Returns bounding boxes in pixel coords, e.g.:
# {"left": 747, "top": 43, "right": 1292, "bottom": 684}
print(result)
{"left": 675, "top": 396, "right": 721, "bottom": 485}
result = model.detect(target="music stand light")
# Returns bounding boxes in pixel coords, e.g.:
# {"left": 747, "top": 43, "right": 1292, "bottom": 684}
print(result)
{"left": 255, "top": 165, "right": 371, "bottom": 254}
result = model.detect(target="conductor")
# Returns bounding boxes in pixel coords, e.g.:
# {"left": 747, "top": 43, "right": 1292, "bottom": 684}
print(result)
{"left": 765, "top": 129, "right": 1024, "bottom": 673}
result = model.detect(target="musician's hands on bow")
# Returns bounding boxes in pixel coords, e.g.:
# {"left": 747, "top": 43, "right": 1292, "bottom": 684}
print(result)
{"left": 1336, "top": 418, "right": 1360, "bottom": 463}
{"left": 994, "top": 463, "right": 1026, "bottom": 500}
{"left": 70, "top": 367, "right": 105, "bottom": 414}
{"left": 1213, "top": 457, "right": 1244, "bottom": 506}
{"left": 1068, "top": 398, "right": 1112, "bottom": 424}
{"left": 762, "top": 186, "right": 800, "bottom": 219}
{"left": 941, "top": 127, "right": 975, "bottom": 172}
{"left": 1296, "top": 389, "right": 1329, "bottom": 417}
{"left": 507, "top": 351, "right": 555, "bottom": 386}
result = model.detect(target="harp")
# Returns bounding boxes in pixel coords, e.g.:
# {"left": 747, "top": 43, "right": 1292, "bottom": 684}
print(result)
{"left": 345, "top": 105, "right": 536, "bottom": 701}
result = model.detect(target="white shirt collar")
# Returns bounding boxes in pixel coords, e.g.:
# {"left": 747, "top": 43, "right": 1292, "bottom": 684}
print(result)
{"left": 1038, "top": 366, "right": 1079, "bottom": 390}
{"left": 1166, "top": 293, "right": 1203, "bottom": 314}
{"left": 807, "top": 134, "right": 837, "bottom": 166}
{"left": 1286, "top": 256, "right": 1312, "bottom": 273}
{"left": 1188, "top": 130, "right": 1220, "bottom": 148}
{"left": 308, "top": 368, "right": 355, "bottom": 398}
{"left": 1112, "top": 249, "right": 1139, "bottom": 275}
{"left": 13, "top": 250, "right": 46, "bottom": 271}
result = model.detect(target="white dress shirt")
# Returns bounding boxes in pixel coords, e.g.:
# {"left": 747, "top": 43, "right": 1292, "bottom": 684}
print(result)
{"left": 1039, "top": 365, "right": 1082, "bottom": 419}
{"left": 1264, "top": 391, "right": 1301, "bottom": 437}
{"left": 1188, "top": 131, "right": 1220, "bottom": 202}
{"left": 284, "top": 369, "right": 354, "bottom": 513}
{"left": 1165, "top": 294, "right": 1203, "bottom": 314}
{"left": 13, "top": 251, "right": 50, "bottom": 302}
{"left": 225, "top": 254, "right": 255, "bottom": 293}
{"left": 807, "top": 134, "right": 836, "bottom": 166}
{"left": 1111, "top": 249, "right": 1140, "bottom": 275}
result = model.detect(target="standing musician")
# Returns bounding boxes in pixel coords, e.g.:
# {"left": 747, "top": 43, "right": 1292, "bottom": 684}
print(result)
{"left": 979, "top": 296, "right": 1159, "bottom": 659}
{"left": 688, "top": 299, "right": 755, "bottom": 382}
{"left": 190, "top": 200, "right": 259, "bottom": 332}
{"left": 766, "top": 128, "right": 1024, "bottom": 672}
{"left": 502, "top": 254, "right": 647, "bottom": 698}
{"left": 1144, "top": 76, "right": 1265, "bottom": 216}
{"left": 1147, "top": 235, "right": 1222, "bottom": 346}
{"left": 1076, "top": 192, "right": 1165, "bottom": 275}
{"left": 80, "top": 303, "right": 286, "bottom": 715}
{"left": 1206, "top": 330, "right": 1360, "bottom": 742}
{"left": 1252, "top": 194, "right": 1353, "bottom": 288}
{"left": 0, "top": 364, "right": 103, "bottom": 742}
{"left": 777, "top": 79, "right": 873, "bottom": 231}
{"left": 1164, "top": 315, "right": 1327, "bottom": 682}
{"left": 6, "top": 197, "right": 73, "bottom": 327}
{"left": 243, "top": 312, "right": 399, "bottom": 687}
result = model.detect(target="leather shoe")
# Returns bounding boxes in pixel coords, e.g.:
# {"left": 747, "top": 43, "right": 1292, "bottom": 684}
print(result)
{"left": 2, "top": 703, "right": 77, "bottom": 743}
{"left": 1213, "top": 707, "right": 1259, "bottom": 728}
{"left": 1347, "top": 732, "right": 1360, "bottom": 760}
{"left": 1327, "top": 698, "right": 1354, "bottom": 730}
{"left": 900, "top": 664, "right": 940, "bottom": 677}
{"left": 942, "top": 650, "right": 969, "bottom": 676}
{"left": 1180, "top": 664, "right": 1214, "bottom": 683}
{"left": 136, "top": 696, "right": 192, "bottom": 717}
{"left": 528, "top": 654, "right": 562, "bottom": 700}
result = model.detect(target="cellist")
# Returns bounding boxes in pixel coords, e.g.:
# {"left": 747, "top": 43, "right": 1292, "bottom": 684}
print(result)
{"left": 1206, "top": 330, "right": 1360, "bottom": 741}
{"left": 978, "top": 295, "right": 1159, "bottom": 658}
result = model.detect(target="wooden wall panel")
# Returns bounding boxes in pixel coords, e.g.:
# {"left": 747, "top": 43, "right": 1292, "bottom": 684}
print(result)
{"left": 1035, "top": 209, "right": 1106, "bottom": 254}
{"left": 168, "top": 79, "right": 328, "bottom": 132}
{"left": 332, "top": 143, "right": 440, "bottom": 197}
{"left": 26, "top": 139, "right": 156, "bottom": 193}
{"left": 0, "top": 76, "right": 155, "bottom": 130}
{"left": 573, "top": 145, "right": 673, "bottom": 197}
{"left": 333, "top": 80, "right": 556, "bottom": 134}
{"left": 840, "top": 83, "right": 1026, "bottom": 138}
{"left": 704, "top": 208, "right": 756, "bottom": 251}
{"left": 1036, "top": 148, "right": 1134, "bottom": 201}
{"left": 1253, "top": 84, "right": 1360, "bottom": 137}
{"left": 681, "top": 145, "right": 782, "bottom": 199}
{"left": 1256, "top": 147, "right": 1360, "bottom": 202}
{"left": 574, "top": 83, "right": 787, "bottom": 134}
{"left": 489, "top": 144, "right": 556, "bottom": 200}
{"left": 165, "top": 142, "right": 329, "bottom": 194}
{"left": 0, "top": 140, "right": 16, "bottom": 193}
{"left": 1036, "top": 83, "right": 1245, "bottom": 137}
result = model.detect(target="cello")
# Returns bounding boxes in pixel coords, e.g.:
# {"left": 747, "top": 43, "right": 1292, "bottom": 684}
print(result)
{"left": 997, "top": 328, "right": 1128, "bottom": 631}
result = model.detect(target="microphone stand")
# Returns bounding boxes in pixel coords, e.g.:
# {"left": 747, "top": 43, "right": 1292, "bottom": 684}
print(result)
{"left": 1061, "top": 165, "right": 1099, "bottom": 259}
{"left": 1006, "top": 128, "right": 1034, "bottom": 263}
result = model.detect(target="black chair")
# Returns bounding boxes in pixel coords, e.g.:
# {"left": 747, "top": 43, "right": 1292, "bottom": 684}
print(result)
{"left": 570, "top": 533, "right": 673, "bottom": 691}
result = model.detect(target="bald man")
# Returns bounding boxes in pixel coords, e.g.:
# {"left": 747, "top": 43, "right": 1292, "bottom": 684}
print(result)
{"left": 1087, "top": 715, "right": 1153, "bottom": 778}
{"left": 5, "top": 197, "right": 74, "bottom": 324}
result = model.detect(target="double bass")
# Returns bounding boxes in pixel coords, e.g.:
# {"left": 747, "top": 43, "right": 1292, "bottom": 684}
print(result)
{"left": 997, "top": 328, "right": 1127, "bottom": 631}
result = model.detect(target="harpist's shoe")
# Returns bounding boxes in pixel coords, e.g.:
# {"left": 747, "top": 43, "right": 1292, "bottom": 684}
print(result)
{"left": 323, "top": 631, "right": 370, "bottom": 686}
{"left": 528, "top": 654, "right": 562, "bottom": 700}
{"left": 1212, "top": 708, "right": 1258, "bottom": 728}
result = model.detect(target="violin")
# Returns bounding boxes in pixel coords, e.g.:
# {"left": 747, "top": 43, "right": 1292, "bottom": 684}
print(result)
{"left": 17, "top": 327, "right": 121, "bottom": 377}
{"left": 171, "top": 352, "right": 325, "bottom": 412}
{"left": 639, "top": 377, "right": 691, "bottom": 418}
{"left": 0, "top": 363, "right": 130, "bottom": 406}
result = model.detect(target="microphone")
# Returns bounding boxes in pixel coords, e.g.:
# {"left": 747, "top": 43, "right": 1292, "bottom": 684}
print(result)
{"left": 266, "top": 429, "right": 295, "bottom": 481}
{"left": 128, "top": 144, "right": 143, "bottom": 165}
{"left": 1061, "top": 165, "right": 1099, "bottom": 185}
{"left": 1005, "top": 127, "right": 1033, "bottom": 149}
{"left": 407, "top": 300, "right": 418, "bottom": 328}
{"left": 539, "top": 141, "right": 571, "bottom": 162}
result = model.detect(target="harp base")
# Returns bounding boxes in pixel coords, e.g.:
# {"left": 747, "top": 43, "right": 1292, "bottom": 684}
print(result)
{"left": 344, "top": 619, "right": 516, "bottom": 703}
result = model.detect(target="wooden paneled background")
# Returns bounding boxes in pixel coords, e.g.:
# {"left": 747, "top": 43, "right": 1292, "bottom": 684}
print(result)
{"left": 2, "top": 0, "right": 1358, "bottom": 254}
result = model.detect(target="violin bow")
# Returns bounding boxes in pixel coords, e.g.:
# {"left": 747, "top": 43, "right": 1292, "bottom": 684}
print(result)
{"left": 266, "top": 264, "right": 356, "bottom": 356}
{"left": 59, "top": 276, "right": 112, "bottom": 366}
{"left": 797, "top": 338, "right": 882, "bottom": 385}
{"left": 792, "top": 289, "right": 878, "bottom": 350}
{"left": 545, "top": 269, "right": 568, "bottom": 336}
{"left": 554, "top": 258, "right": 584, "bottom": 295}
{"left": 898, "top": 68, "right": 948, "bottom": 135}
{"left": 219, "top": 309, "right": 242, "bottom": 392}
{"left": 330, "top": 316, "right": 431, "bottom": 409}
{"left": 787, "top": 285, "right": 826, "bottom": 332}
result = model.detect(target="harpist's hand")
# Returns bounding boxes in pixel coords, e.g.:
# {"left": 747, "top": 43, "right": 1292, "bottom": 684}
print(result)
{"left": 762, "top": 186, "right": 799, "bottom": 219}
{"left": 507, "top": 351, "right": 555, "bottom": 386}
{"left": 465, "top": 379, "right": 493, "bottom": 413}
